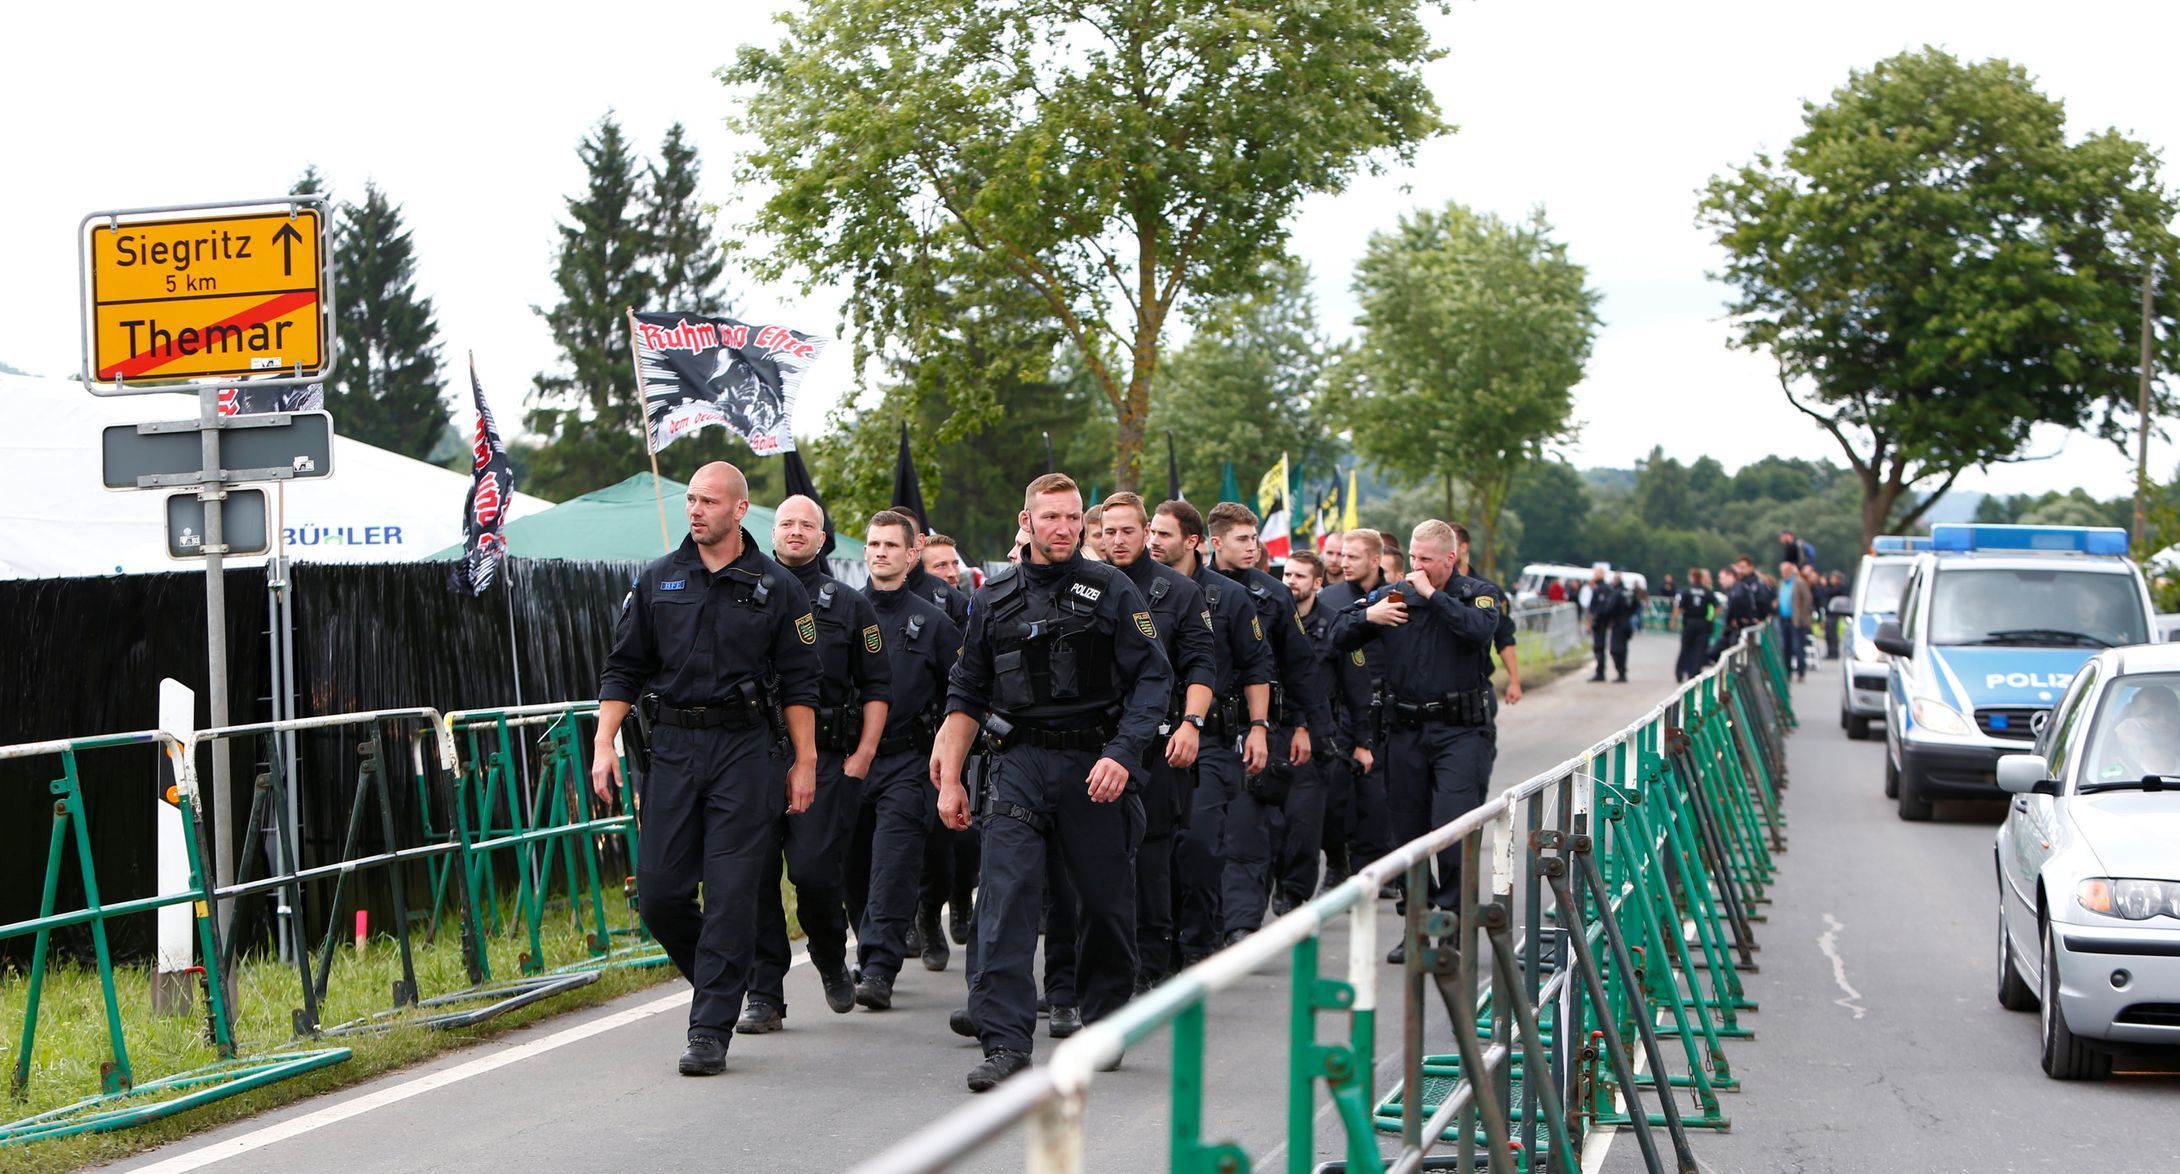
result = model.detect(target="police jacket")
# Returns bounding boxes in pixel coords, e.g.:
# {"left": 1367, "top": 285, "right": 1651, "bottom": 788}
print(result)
{"left": 1676, "top": 585, "right": 1717, "bottom": 631}
{"left": 1330, "top": 575, "right": 1500, "bottom": 706}
{"left": 1318, "top": 573, "right": 1388, "bottom": 686}
{"left": 1223, "top": 563, "right": 1333, "bottom": 735}
{"left": 1467, "top": 573, "right": 1517, "bottom": 656}
{"left": 784, "top": 557, "right": 892, "bottom": 713}
{"left": 905, "top": 562, "right": 971, "bottom": 628}
{"left": 1296, "top": 598, "right": 1374, "bottom": 755}
{"left": 1724, "top": 579, "right": 1764, "bottom": 629}
{"left": 599, "top": 530, "right": 823, "bottom": 711}
{"left": 1187, "top": 560, "right": 1275, "bottom": 704}
{"left": 1115, "top": 555, "right": 1218, "bottom": 703}
{"left": 865, "top": 582, "right": 961, "bottom": 744}
{"left": 946, "top": 552, "right": 1172, "bottom": 764}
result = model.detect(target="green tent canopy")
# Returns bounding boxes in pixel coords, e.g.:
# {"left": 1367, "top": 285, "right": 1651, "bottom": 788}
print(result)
{"left": 430, "top": 473, "right": 865, "bottom": 563}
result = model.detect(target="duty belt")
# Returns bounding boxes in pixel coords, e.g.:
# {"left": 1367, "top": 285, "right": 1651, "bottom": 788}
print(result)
{"left": 995, "top": 721, "right": 1116, "bottom": 752}
{"left": 1389, "top": 687, "right": 1492, "bottom": 729}
{"left": 814, "top": 704, "right": 865, "bottom": 753}
{"left": 647, "top": 695, "right": 766, "bottom": 730}
{"left": 875, "top": 731, "right": 925, "bottom": 756}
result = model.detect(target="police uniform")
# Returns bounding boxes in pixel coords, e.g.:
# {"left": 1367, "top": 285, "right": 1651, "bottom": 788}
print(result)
{"left": 747, "top": 556, "right": 893, "bottom": 1024}
{"left": 1587, "top": 579, "right": 1628, "bottom": 681}
{"left": 1277, "top": 596, "right": 1375, "bottom": 908}
{"left": 1331, "top": 574, "right": 1501, "bottom": 914}
{"left": 842, "top": 581, "right": 961, "bottom": 1003}
{"left": 1674, "top": 583, "right": 1717, "bottom": 682}
{"left": 599, "top": 529, "right": 822, "bottom": 1046}
{"left": 1710, "top": 575, "right": 1764, "bottom": 662}
{"left": 908, "top": 560, "right": 978, "bottom": 957}
{"left": 948, "top": 551, "right": 1171, "bottom": 1067}
{"left": 1109, "top": 553, "right": 1217, "bottom": 985}
{"left": 1175, "top": 561, "right": 1274, "bottom": 962}
{"left": 1218, "top": 564, "right": 1332, "bottom": 941}
{"left": 1316, "top": 569, "right": 1395, "bottom": 877}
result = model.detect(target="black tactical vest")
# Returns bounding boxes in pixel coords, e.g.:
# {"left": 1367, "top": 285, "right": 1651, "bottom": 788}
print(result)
{"left": 985, "top": 566, "right": 1118, "bottom": 714}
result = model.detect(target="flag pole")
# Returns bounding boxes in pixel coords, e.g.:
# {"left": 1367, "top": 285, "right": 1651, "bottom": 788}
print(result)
{"left": 625, "top": 308, "right": 672, "bottom": 553}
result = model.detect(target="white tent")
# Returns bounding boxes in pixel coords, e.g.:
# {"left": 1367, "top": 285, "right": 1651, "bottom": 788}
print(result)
{"left": 0, "top": 373, "right": 552, "bottom": 579}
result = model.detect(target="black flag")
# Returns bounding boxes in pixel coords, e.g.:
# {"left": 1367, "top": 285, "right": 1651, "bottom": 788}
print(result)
{"left": 630, "top": 311, "right": 827, "bottom": 455}
{"left": 1166, "top": 429, "right": 1182, "bottom": 502}
{"left": 891, "top": 422, "right": 931, "bottom": 535}
{"left": 453, "top": 357, "right": 513, "bottom": 595}
{"left": 782, "top": 449, "right": 837, "bottom": 559}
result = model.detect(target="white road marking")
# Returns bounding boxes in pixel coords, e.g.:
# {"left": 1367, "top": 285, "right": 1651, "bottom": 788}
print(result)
{"left": 1817, "top": 913, "right": 1865, "bottom": 1020}
{"left": 127, "top": 952, "right": 809, "bottom": 1172}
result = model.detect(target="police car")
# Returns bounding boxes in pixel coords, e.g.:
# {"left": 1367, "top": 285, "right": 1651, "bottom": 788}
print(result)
{"left": 1873, "top": 524, "right": 2157, "bottom": 821}
{"left": 1837, "top": 535, "right": 1926, "bottom": 741}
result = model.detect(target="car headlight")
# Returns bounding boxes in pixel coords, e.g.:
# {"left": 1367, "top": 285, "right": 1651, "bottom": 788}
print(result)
{"left": 1910, "top": 697, "right": 1974, "bottom": 736}
{"left": 1853, "top": 635, "right": 1884, "bottom": 663}
{"left": 2077, "top": 878, "right": 2180, "bottom": 921}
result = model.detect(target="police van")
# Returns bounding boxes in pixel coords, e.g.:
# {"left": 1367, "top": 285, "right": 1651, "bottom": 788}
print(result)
{"left": 1874, "top": 524, "right": 2157, "bottom": 821}
{"left": 1837, "top": 535, "right": 1927, "bottom": 741}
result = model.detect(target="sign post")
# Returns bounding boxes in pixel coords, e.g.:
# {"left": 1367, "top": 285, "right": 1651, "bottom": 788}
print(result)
{"left": 80, "top": 197, "right": 336, "bottom": 939}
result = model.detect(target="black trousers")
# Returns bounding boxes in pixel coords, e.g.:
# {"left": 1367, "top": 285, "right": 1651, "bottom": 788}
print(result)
{"left": 919, "top": 824, "right": 979, "bottom": 921}
{"left": 1174, "top": 745, "right": 1246, "bottom": 957}
{"left": 1384, "top": 722, "right": 1496, "bottom": 911}
{"left": 1134, "top": 754, "right": 1186, "bottom": 983}
{"left": 752, "top": 751, "right": 860, "bottom": 1006}
{"left": 847, "top": 750, "right": 933, "bottom": 984}
{"left": 1271, "top": 755, "right": 1336, "bottom": 906}
{"left": 1676, "top": 625, "right": 1711, "bottom": 681}
{"left": 635, "top": 723, "right": 782, "bottom": 1040}
{"left": 1220, "top": 730, "right": 1300, "bottom": 937}
{"left": 968, "top": 745, "right": 1143, "bottom": 1057}
{"left": 1594, "top": 624, "right": 1629, "bottom": 678}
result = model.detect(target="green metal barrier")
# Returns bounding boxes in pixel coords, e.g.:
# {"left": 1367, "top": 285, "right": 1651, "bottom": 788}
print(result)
{"left": 851, "top": 623, "right": 1796, "bottom": 1174}
{"left": 0, "top": 730, "right": 350, "bottom": 1147}
{"left": 441, "top": 702, "right": 667, "bottom": 977}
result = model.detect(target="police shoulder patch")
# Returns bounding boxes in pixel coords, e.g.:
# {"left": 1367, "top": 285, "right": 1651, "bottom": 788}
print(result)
{"left": 1350, "top": 649, "right": 1366, "bottom": 667}
{"left": 863, "top": 624, "right": 883, "bottom": 654}
{"left": 1200, "top": 609, "right": 1214, "bottom": 632}
{"left": 1134, "top": 611, "right": 1159, "bottom": 640}
{"left": 1475, "top": 595, "right": 1495, "bottom": 609}
{"left": 1250, "top": 615, "right": 1264, "bottom": 641}
{"left": 1294, "top": 612, "right": 1308, "bottom": 635}
{"left": 795, "top": 613, "right": 818, "bottom": 646}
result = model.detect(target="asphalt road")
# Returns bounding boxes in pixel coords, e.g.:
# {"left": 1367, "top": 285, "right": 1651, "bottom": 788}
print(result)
{"left": 1600, "top": 662, "right": 2178, "bottom": 1174}
{"left": 133, "top": 636, "right": 2179, "bottom": 1174}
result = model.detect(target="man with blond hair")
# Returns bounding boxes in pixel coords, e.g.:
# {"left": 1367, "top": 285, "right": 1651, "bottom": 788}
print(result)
{"left": 931, "top": 473, "right": 1172, "bottom": 1092}
{"left": 1332, "top": 519, "right": 1500, "bottom": 962}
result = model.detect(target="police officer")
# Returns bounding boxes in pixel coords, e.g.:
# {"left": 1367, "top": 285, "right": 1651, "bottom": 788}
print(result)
{"left": 591, "top": 462, "right": 822, "bottom": 1075}
{"left": 1673, "top": 568, "right": 1718, "bottom": 682}
{"left": 843, "top": 509, "right": 961, "bottom": 1010}
{"left": 1453, "top": 525, "right": 1523, "bottom": 708}
{"left": 1276, "top": 549, "right": 1374, "bottom": 912}
{"left": 901, "top": 518, "right": 973, "bottom": 969}
{"left": 931, "top": 474, "right": 1172, "bottom": 1092}
{"left": 1331, "top": 520, "right": 1501, "bottom": 962}
{"left": 1322, "top": 528, "right": 1396, "bottom": 892}
{"left": 744, "top": 495, "right": 892, "bottom": 1031}
{"left": 1097, "top": 492, "right": 1218, "bottom": 991}
{"left": 1149, "top": 500, "right": 1272, "bottom": 967}
{"left": 1585, "top": 568, "right": 1627, "bottom": 683}
{"left": 1206, "top": 502, "right": 1330, "bottom": 946}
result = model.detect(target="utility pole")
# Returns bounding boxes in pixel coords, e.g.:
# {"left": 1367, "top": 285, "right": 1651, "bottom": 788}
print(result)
{"left": 2136, "top": 263, "right": 2156, "bottom": 552}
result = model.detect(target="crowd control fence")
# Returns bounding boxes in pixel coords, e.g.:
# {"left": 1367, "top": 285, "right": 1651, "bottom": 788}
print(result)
{"left": 853, "top": 624, "right": 1796, "bottom": 1174}
{"left": 1510, "top": 602, "right": 1582, "bottom": 663}
{"left": 0, "top": 699, "right": 656, "bottom": 1147}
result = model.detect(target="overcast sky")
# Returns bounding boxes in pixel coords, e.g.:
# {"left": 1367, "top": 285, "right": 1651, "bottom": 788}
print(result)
{"left": 3, "top": 1, "right": 2170, "bottom": 499}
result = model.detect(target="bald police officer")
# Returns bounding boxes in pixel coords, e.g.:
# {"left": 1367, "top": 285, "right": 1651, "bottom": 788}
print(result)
{"left": 592, "top": 462, "right": 822, "bottom": 1075}
{"left": 931, "top": 474, "right": 1172, "bottom": 1092}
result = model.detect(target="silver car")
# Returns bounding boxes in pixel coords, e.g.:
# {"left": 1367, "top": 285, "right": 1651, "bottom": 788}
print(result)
{"left": 1994, "top": 643, "right": 2180, "bottom": 1079}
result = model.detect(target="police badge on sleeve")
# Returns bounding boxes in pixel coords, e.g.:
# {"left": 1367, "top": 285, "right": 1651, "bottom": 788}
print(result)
{"left": 1134, "top": 611, "right": 1158, "bottom": 640}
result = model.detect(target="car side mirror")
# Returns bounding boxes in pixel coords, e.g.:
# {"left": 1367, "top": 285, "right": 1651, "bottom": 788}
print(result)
{"left": 1827, "top": 596, "right": 1854, "bottom": 617}
{"left": 1997, "top": 754, "right": 2058, "bottom": 796}
{"left": 1872, "top": 620, "right": 1912, "bottom": 658}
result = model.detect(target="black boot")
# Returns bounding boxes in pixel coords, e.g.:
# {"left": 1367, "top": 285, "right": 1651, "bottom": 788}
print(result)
{"left": 678, "top": 1034, "right": 727, "bottom": 1076}
{"left": 919, "top": 905, "right": 951, "bottom": 972}
{"left": 967, "top": 1049, "right": 1031, "bottom": 1093}
{"left": 734, "top": 1000, "right": 784, "bottom": 1034}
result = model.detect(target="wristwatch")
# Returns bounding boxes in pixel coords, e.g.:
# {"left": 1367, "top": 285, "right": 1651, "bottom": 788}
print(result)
{"left": 1249, "top": 718, "right": 1274, "bottom": 731}
{"left": 1181, "top": 713, "right": 1206, "bottom": 731}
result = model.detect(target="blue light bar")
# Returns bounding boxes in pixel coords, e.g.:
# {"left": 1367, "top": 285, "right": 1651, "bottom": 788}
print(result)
{"left": 1870, "top": 535, "right": 1932, "bottom": 554}
{"left": 1928, "top": 523, "right": 2130, "bottom": 556}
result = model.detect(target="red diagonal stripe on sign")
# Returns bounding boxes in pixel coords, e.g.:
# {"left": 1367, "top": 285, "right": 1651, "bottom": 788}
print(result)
{"left": 99, "top": 290, "right": 318, "bottom": 381}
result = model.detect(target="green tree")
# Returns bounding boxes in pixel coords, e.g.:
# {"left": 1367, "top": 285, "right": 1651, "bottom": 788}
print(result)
{"left": 1153, "top": 258, "right": 1342, "bottom": 511}
{"left": 646, "top": 122, "right": 727, "bottom": 314}
{"left": 528, "top": 114, "right": 656, "bottom": 500}
{"left": 327, "top": 183, "right": 450, "bottom": 460}
{"left": 288, "top": 168, "right": 449, "bottom": 461}
{"left": 1504, "top": 460, "right": 1590, "bottom": 565}
{"left": 1345, "top": 203, "right": 1600, "bottom": 578}
{"left": 1632, "top": 446, "right": 1696, "bottom": 530}
{"left": 1700, "top": 47, "right": 2180, "bottom": 548}
{"left": 725, "top": 0, "right": 1446, "bottom": 491}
